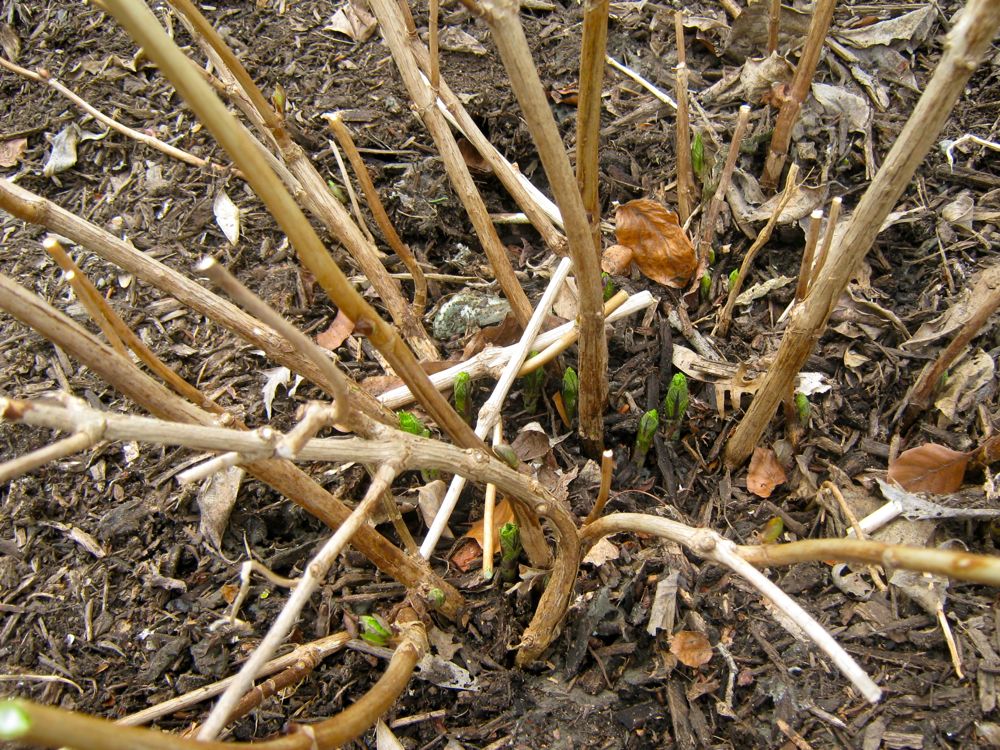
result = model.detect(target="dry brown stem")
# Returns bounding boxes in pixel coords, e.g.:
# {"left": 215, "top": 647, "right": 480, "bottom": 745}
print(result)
{"left": 761, "top": 0, "right": 836, "bottom": 190}
{"left": 725, "top": 0, "right": 1000, "bottom": 466}
{"left": 461, "top": 0, "right": 608, "bottom": 454}
{"left": 673, "top": 13, "right": 695, "bottom": 224}
{"left": 576, "top": 0, "right": 610, "bottom": 253}
{"left": 0, "top": 274, "right": 465, "bottom": 618}
{"left": 699, "top": 105, "right": 750, "bottom": 267}
{"left": 366, "top": 0, "right": 533, "bottom": 329}
{"left": 794, "top": 209, "right": 823, "bottom": 302}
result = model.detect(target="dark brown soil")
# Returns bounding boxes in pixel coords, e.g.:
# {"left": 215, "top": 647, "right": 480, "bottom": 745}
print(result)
{"left": 2, "top": 1, "right": 1000, "bottom": 748}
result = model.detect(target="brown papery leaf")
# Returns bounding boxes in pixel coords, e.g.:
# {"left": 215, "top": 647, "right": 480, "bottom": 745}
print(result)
{"left": 746, "top": 446, "right": 787, "bottom": 498}
{"left": 888, "top": 443, "right": 969, "bottom": 494}
{"left": 316, "top": 309, "right": 355, "bottom": 351}
{"left": 670, "top": 630, "right": 713, "bottom": 668}
{"left": 614, "top": 199, "right": 697, "bottom": 288}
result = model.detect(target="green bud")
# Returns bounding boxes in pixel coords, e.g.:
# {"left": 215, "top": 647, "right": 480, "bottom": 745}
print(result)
{"left": 634, "top": 409, "right": 659, "bottom": 466}
{"left": 602, "top": 272, "right": 616, "bottom": 302}
{"left": 499, "top": 521, "right": 522, "bottom": 582}
{"left": 562, "top": 366, "right": 579, "bottom": 422}
{"left": 794, "top": 392, "right": 810, "bottom": 427}
{"left": 699, "top": 273, "right": 712, "bottom": 302}
{"left": 663, "top": 373, "right": 689, "bottom": 424}
{"left": 327, "top": 180, "right": 346, "bottom": 203}
{"left": 454, "top": 372, "right": 472, "bottom": 422}
{"left": 707, "top": 247, "right": 716, "bottom": 266}
{"left": 761, "top": 516, "right": 784, "bottom": 544}
{"left": 427, "top": 588, "right": 446, "bottom": 609}
{"left": 0, "top": 702, "right": 31, "bottom": 740}
{"left": 692, "top": 132, "right": 705, "bottom": 179}
{"left": 728, "top": 269, "right": 739, "bottom": 290}
{"left": 360, "top": 615, "right": 392, "bottom": 646}
{"left": 271, "top": 83, "right": 286, "bottom": 115}
{"left": 494, "top": 443, "right": 520, "bottom": 469}
{"left": 522, "top": 356, "right": 545, "bottom": 412}
{"left": 397, "top": 411, "right": 430, "bottom": 438}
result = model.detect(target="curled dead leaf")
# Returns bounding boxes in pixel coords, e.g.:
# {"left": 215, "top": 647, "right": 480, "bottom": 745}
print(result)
{"left": 670, "top": 630, "right": 713, "bottom": 668}
{"left": 887, "top": 443, "right": 969, "bottom": 494}
{"left": 601, "top": 243, "right": 634, "bottom": 275}
{"left": 747, "top": 446, "right": 787, "bottom": 498}
{"left": 614, "top": 199, "right": 697, "bottom": 288}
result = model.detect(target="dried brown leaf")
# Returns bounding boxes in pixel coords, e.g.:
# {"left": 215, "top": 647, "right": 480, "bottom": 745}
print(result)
{"left": 450, "top": 499, "right": 516, "bottom": 572}
{"left": 614, "top": 199, "right": 697, "bottom": 288}
{"left": 887, "top": 443, "right": 969, "bottom": 494}
{"left": 316, "top": 309, "right": 355, "bottom": 351}
{"left": 670, "top": 630, "right": 713, "bottom": 668}
{"left": 600, "top": 243, "right": 634, "bottom": 275}
{"left": 746, "top": 446, "right": 787, "bottom": 498}
{"left": 0, "top": 137, "right": 27, "bottom": 168}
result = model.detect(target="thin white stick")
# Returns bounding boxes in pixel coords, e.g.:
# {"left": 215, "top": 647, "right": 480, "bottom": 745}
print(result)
{"left": 606, "top": 55, "right": 677, "bottom": 109}
{"left": 197, "top": 461, "right": 401, "bottom": 739}
{"left": 419, "top": 257, "right": 573, "bottom": 558}
{"left": 379, "top": 290, "right": 655, "bottom": 410}
{"left": 482, "top": 420, "right": 504, "bottom": 580}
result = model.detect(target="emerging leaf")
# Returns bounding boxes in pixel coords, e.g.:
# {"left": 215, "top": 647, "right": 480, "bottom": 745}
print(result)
{"left": 562, "top": 366, "right": 579, "bottom": 422}
{"left": 747, "top": 446, "right": 787, "bottom": 498}
{"left": 888, "top": 443, "right": 969, "bottom": 494}
{"left": 633, "top": 409, "right": 659, "bottom": 466}
{"left": 614, "top": 199, "right": 698, "bottom": 288}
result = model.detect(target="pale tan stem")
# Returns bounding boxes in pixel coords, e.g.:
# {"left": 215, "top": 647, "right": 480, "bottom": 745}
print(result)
{"left": 794, "top": 209, "right": 823, "bottom": 302}
{"left": 725, "top": 0, "right": 1000, "bottom": 467}
{"left": 102, "top": 0, "right": 475, "bottom": 447}
{"left": 674, "top": 13, "right": 695, "bottom": 225}
{"left": 461, "top": 0, "right": 608, "bottom": 454}
{"left": 582, "top": 449, "right": 614, "bottom": 525}
{"left": 811, "top": 196, "right": 842, "bottom": 291}
{"left": 700, "top": 106, "right": 750, "bottom": 267}
{"left": 0, "top": 423, "right": 103, "bottom": 483}
{"left": 576, "top": 0, "right": 610, "bottom": 253}
{"left": 326, "top": 113, "right": 428, "bottom": 316}
{"left": 715, "top": 163, "right": 799, "bottom": 336}
{"left": 761, "top": 0, "right": 836, "bottom": 190}
{"left": 0, "top": 275, "right": 465, "bottom": 619}
{"left": 482, "top": 421, "right": 503, "bottom": 580}
{"left": 198, "top": 461, "right": 402, "bottom": 740}
{"left": 767, "top": 0, "right": 781, "bottom": 55}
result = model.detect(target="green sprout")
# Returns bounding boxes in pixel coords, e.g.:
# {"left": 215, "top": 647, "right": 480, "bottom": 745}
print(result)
{"left": 602, "top": 272, "right": 616, "bottom": 302}
{"left": 707, "top": 247, "right": 716, "bottom": 266}
{"left": 326, "top": 180, "right": 346, "bottom": 203}
{"left": 271, "top": 83, "right": 286, "bottom": 115}
{"left": 454, "top": 371, "right": 472, "bottom": 423}
{"left": 426, "top": 588, "right": 446, "bottom": 610}
{"left": 397, "top": 411, "right": 430, "bottom": 438}
{"left": 494, "top": 443, "right": 520, "bottom": 469}
{"left": 692, "top": 131, "right": 705, "bottom": 180}
{"left": 633, "top": 409, "right": 659, "bottom": 466}
{"left": 0, "top": 701, "right": 31, "bottom": 741}
{"left": 794, "top": 392, "right": 810, "bottom": 427}
{"left": 760, "top": 516, "right": 784, "bottom": 544}
{"left": 360, "top": 615, "right": 393, "bottom": 646}
{"left": 699, "top": 273, "right": 712, "bottom": 303}
{"left": 521, "top": 356, "right": 545, "bottom": 412}
{"left": 663, "top": 373, "right": 689, "bottom": 426}
{"left": 728, "top": 269, "right": 739, "bottom": 291}
{"left": 499, "top": 521, "right": 522, "bottom": 583}
{"left": 562, "top": 366, "right": 579, "bottom": 423}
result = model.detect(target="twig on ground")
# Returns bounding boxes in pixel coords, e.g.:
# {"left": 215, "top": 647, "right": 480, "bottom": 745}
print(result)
{"left": 715, "top": 163, "right": 800, "bottom": 336}
{"left": 811, "top": 196, "right": 842, "bottom": 293}
{"left": 794, "top": 210, "right": 823, "bottom": 303}
{"left": 725, "top": 0, "right": 1000, "bottom": 467}
{"left": 700, "top": 105, "right": 750, "bottom": 269}
{"left": 582, "top": 449, "right": 615, "bottom": 526}
{"left": 674, "top": 13, "right": 695, "bottom": 224}
{"left": 605, "top": 56, "right": 677, "bottom": 109}
{"left": 325, "top": 113, "right": 428, "bottom": 317}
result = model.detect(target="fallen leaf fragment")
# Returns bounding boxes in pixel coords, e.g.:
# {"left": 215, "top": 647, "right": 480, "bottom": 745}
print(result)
{"left": 325, "top": 0, "right": 377, "bottom": 42}
{"left": 213, "top": 188, "right": 241, "bottom": 245}
{"left": 670, "top": 630, "right": 713, "bottom": 668}
{"left": 0, "top": 137, "right": 27, "bottom": 168}
{"left": 888, "top": 443, "right": 969, "bottom": 494}
{"left": 746, "top": 446, "right": 787, "bottom": 498}
{"left": 316, "top": 309, "right": 355, "bottom": 350}
{"left": 614, "top": 199, "right": 697, "bottom": 288}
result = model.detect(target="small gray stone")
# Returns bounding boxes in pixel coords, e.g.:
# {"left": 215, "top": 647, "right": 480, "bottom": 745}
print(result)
{"left": 432, "top": 290, "right": 510, "bottom": 340}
